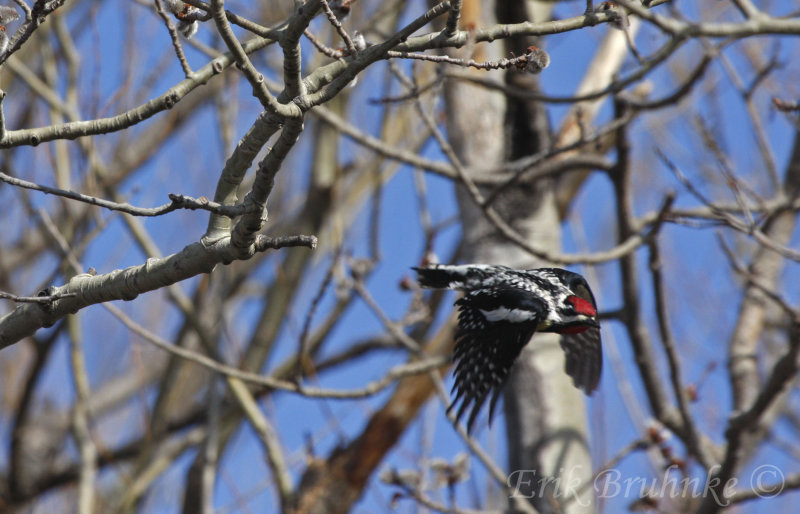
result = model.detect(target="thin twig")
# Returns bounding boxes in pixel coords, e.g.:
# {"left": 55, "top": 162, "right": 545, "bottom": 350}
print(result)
{"left": 728, "top": 471, "right": 800, "bottom": 504}
{"left": 649, "top": 237, "right": 716, "bottom": 468}
{"left": 35, "top": 208, "right": 97, "bottom": 513}
{"left": 414, "top": 91, "right": 656, "bottom": 265}
{"left": 610, "top": 99, "right": 680, "bottom": 443}
{"left": 208, "top": 0, "right": 293, "bottom": 115}
{"left": 351, "top": 278, "right": 421, "bottom": 354}
{"left": 320, "top": 0, "right": 356, "bottom": 55}
{"left": 304, "top": 27, "right": 342, "bottom": 58}
{"left": 426, "top": 372, "right": 538, "bottom": 514}
{"left": 200, "top": 382, "right": 221, "bottom": 512}
{"left": 153, "top": 0, "right": 194, "bottom": 77}
{"left": 253, "top": 234, "right": 318, "bottom": 251}
{"left": 773, "top": 97, "right": 800, "bottom": 112}
{"left": 702, "top": 324, "right": 800, "bottom": 511}
{"left": 103, "top": 302, "right": 447, "bottom": 399}
{"left": 297, "top": 247, "right": 343, "bottom": 377}
{"left": 386, "top": 49, "right": 533, "bottom": 71}
{"left": 717, "top": 235, "right": 800, "bottom": 321}
{"left": 0, "top": 88, "right": 6, "bottom": 140}
{"left": 68, "top": 318, "right": 97, "bottom": 514}
{"left": 225, "top": 378, "right": 294, "bottom": 510}
{"left": 0, "top": 172, "right": 256, "bottom": 217}
{"left": 184, "top": 0, "right": 279, "bottom": 38}
{"left": 660, "top": 151, "right": 800, "bottom": 262}
{"left": 0, "top": 290, "right": 77, "bottom": 304}
{"left": 566, "top": 439, "right": 652, "bottom": 505}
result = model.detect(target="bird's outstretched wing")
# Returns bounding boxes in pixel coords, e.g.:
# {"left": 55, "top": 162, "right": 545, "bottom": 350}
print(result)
{"left": 559, "top": 277, "right": 602, "bottom": 393}
{"left": 560, "top": 327, "right": 602, "bottom": 394}
{"left": 449, "top": 287, "right": 543, "bottom": 432}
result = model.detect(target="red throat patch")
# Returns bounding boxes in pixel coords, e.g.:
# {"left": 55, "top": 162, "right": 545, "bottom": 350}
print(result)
{"left": 560, "top": 325, "right": 590, "bottom": 334}
{"left": 567, "top": 295, "right": 596, "bottom": 317}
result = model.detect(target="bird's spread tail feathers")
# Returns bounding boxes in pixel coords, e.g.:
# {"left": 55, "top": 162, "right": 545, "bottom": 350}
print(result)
{"left": 412, "top": 264, "right": 501, "bottom": 291}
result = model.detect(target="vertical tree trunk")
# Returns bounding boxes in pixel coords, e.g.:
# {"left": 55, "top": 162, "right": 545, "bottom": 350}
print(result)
{"left": 442, "top": 1, "right": 593, "bottom": 512}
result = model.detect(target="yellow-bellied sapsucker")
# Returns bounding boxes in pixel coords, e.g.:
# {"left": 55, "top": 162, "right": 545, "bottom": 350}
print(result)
{"left": 414, "top": 264, "right": 602, "bottom": 431}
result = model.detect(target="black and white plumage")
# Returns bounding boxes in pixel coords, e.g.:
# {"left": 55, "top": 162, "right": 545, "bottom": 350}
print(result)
{"left": 413, "top": 264, "right": 602, "bottom": 431}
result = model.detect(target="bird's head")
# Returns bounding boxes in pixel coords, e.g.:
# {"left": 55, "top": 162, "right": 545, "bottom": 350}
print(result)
{"left": 542, "top": 271, "right": 600, "bottom": 334}
{"left": 557, "top": 294, "right": 599, "bottom": 334}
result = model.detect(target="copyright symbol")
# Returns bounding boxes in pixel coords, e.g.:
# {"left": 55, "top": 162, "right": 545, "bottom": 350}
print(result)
{"left": 750, "top": 464, "right": 784, "bottom": 498}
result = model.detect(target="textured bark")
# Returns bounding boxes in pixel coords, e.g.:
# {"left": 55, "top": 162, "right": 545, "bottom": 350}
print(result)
{"left": 441, "top": 1, "right": 594, "bottom": 512}
{"left": 438, "top": 1, "right": 640, "bottom": 510}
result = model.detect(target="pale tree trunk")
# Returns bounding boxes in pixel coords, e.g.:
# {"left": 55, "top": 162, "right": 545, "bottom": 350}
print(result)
{"left": 442, "top": 1, "right": 637, "bottom": 511}
{"left": 442, "top": 1, "right": 592, "bottom": 511}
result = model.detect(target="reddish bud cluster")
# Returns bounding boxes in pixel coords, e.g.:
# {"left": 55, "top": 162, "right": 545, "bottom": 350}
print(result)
{"left": 398, "top": 276, "right": 414, "bottom": 291}
{"left": 646, "top": 421, "right": 686, "bottom": 471}
{"left": 523, "top": 45, "right": 550, "bottom": 74}
{"left": 595, "top": 1, "right": 630, "bottom": 30}
{"left": 0, "top": 5, "right": 18, "bottom": 55}
{"left": 686, "top": 383, "right": 698, "bottom": 402}
{"left": 163, "top": 0, "right": 202, "bottom": 39}
{"left": 329, "top": 0, "right": 353, "bottom": 20}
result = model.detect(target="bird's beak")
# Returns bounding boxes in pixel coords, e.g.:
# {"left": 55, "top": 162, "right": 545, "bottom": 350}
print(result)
{"left": 584, "top": 318, "right": 600, "bottom": 329}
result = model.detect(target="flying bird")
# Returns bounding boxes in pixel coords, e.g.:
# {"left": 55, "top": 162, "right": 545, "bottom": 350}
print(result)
{"left": 413, "top": 264, "right": 602, "bottom": 432}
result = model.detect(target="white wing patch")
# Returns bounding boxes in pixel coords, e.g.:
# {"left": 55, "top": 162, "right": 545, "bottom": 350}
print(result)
{"left": 479, "top": 307, "right": 538, "bottom": 323}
